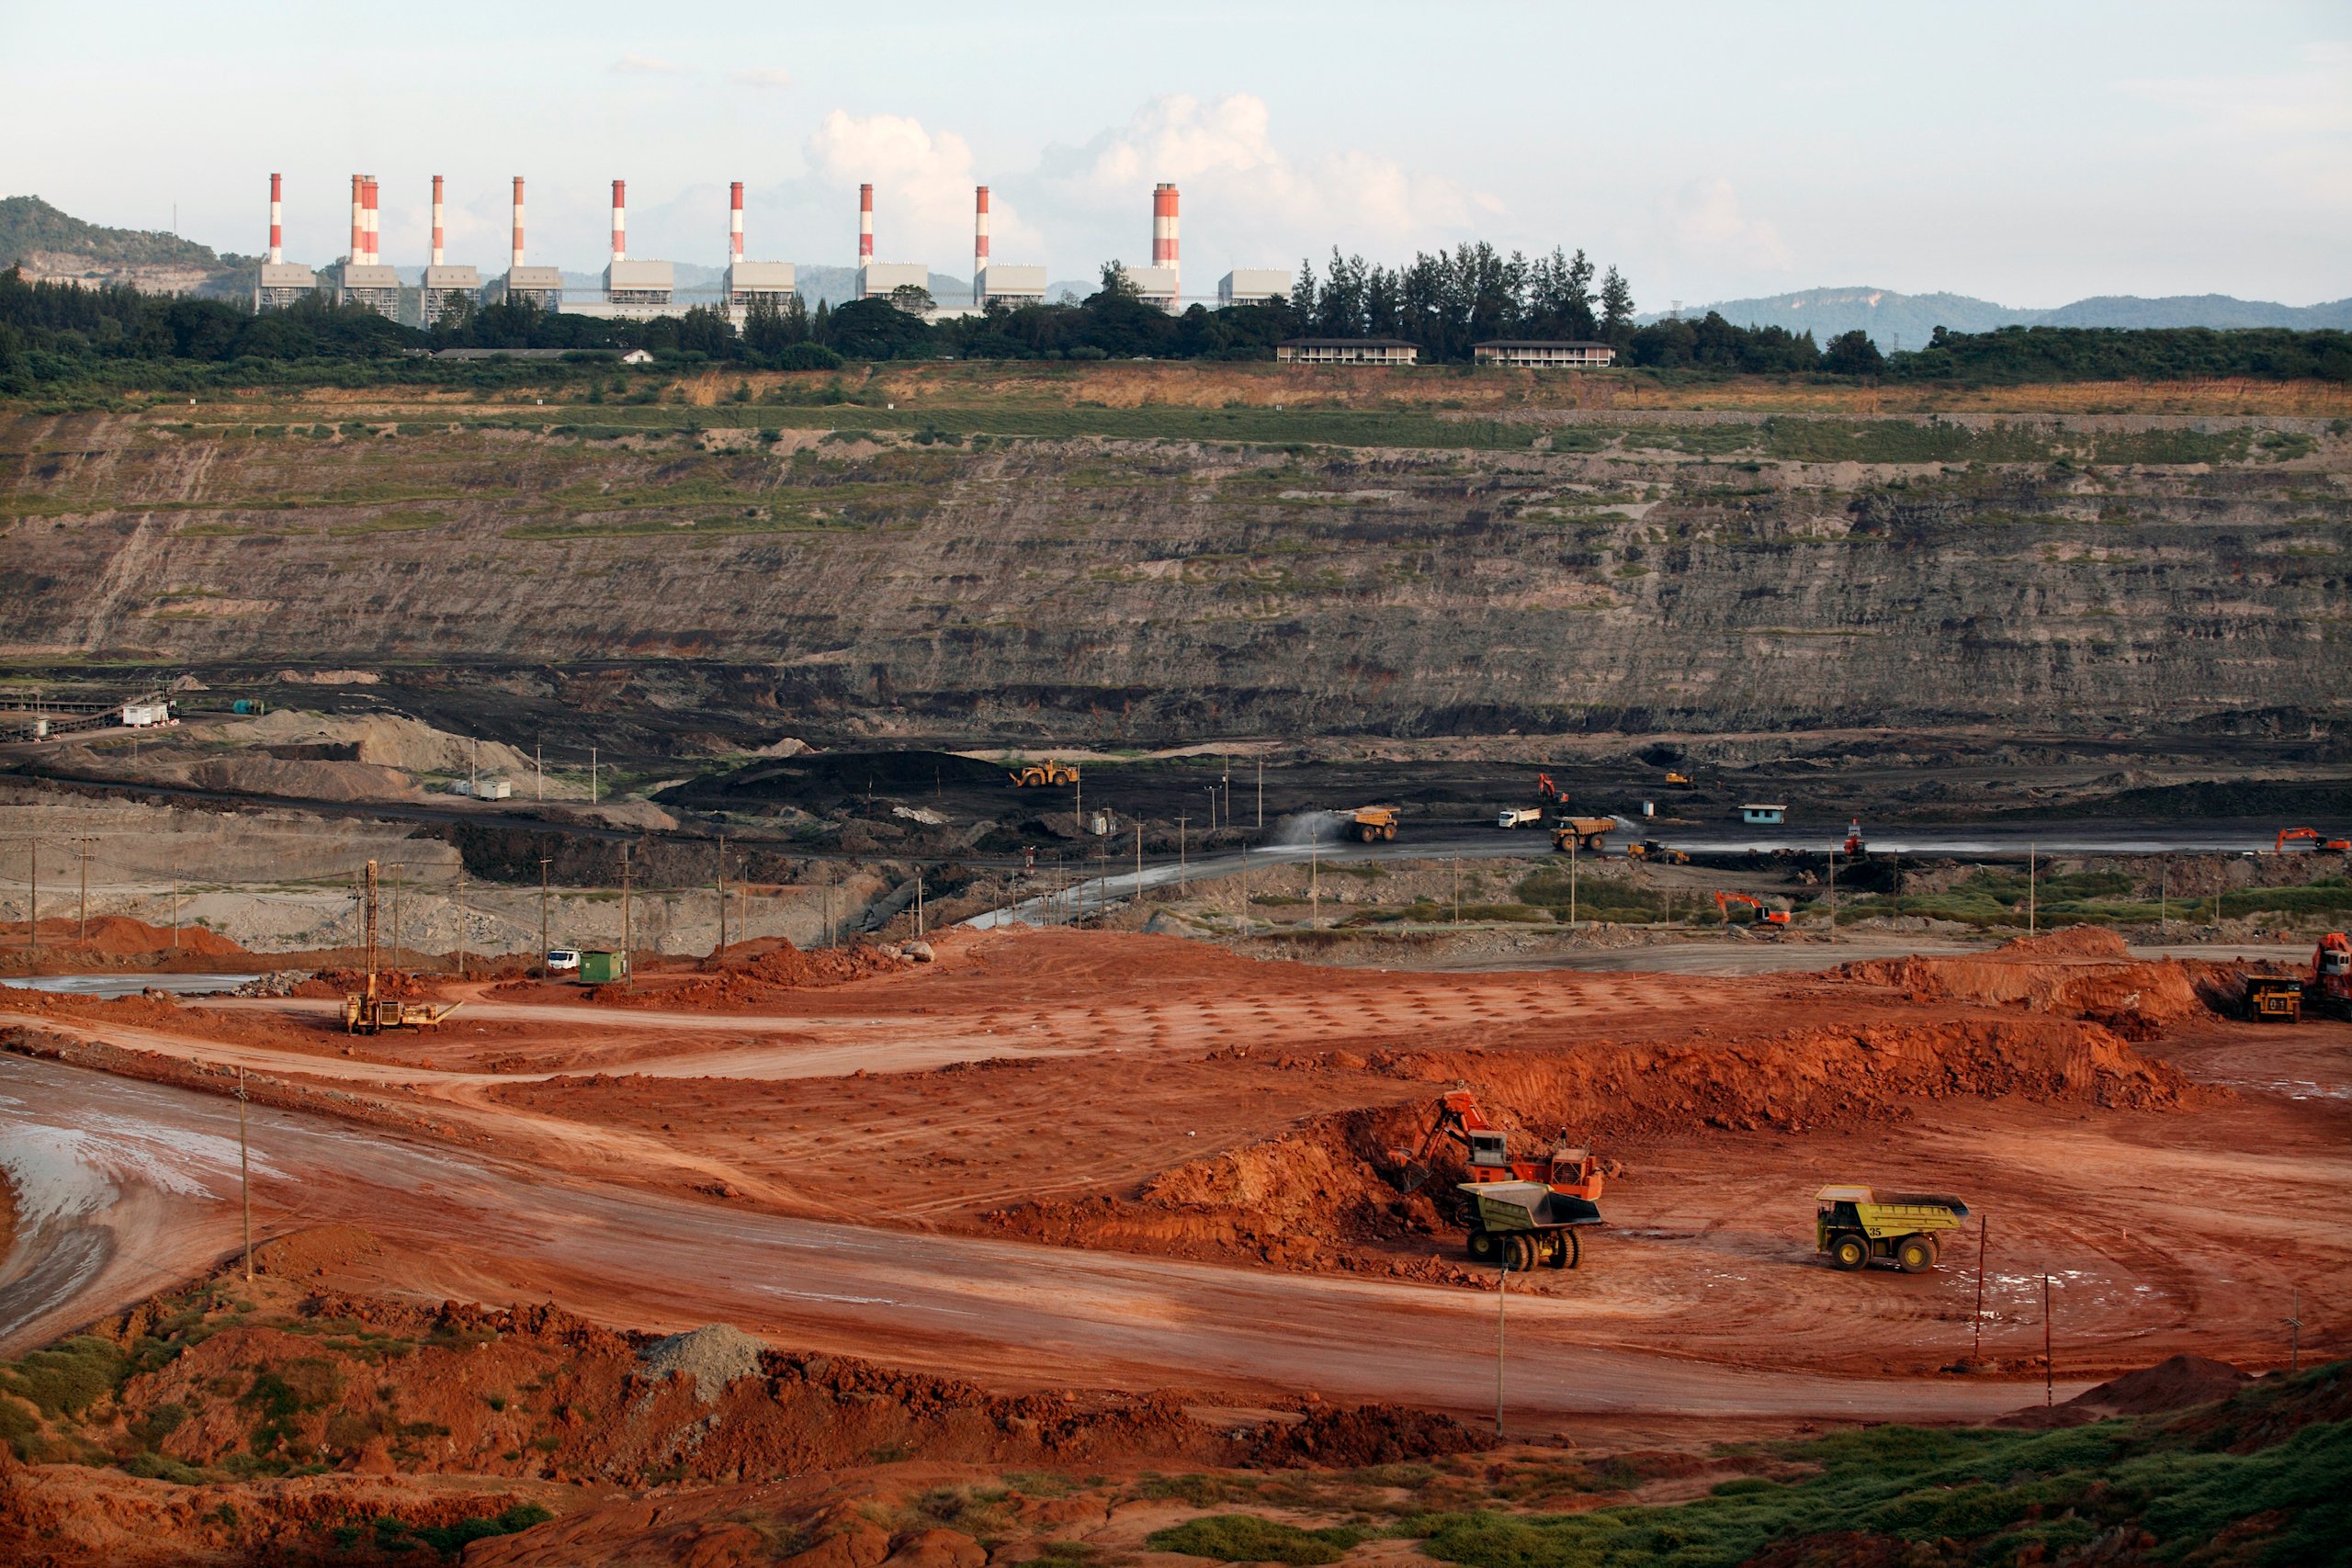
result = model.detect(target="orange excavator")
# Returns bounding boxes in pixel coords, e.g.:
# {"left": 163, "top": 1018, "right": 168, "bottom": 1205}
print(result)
{"left": 1386, "top": 1089, "right": 1618, "bottom": 1270}
{"left": 1716, "top": 890, "right": 1791, "bottom": 930}
{"left": 1535, "top": 773, "right": 1565, "bottom": 803}
{"left": 2277, "top": 827, "right": 2351, "bottom": 853}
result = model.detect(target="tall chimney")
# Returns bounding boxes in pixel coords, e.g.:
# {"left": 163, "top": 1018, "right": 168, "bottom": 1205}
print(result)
{"left": 430, "top": 175, "right": 446, "bottom": 267}
{"left": 974, "top": 185, "right": 989, "bottom": 287}
{"left": 510, "top": 176, "right": 526, "bottom": 270}
{"left": 362, "top": 176, "right": 380, "bottom": 264}
{"left": 349, "top": 174, "right": 363, "bottom": 264}
{"left": 729, "top": 180, "right": 745, "bottom": 261}
{"left": 611, "top": 179, "right": 627, "bottom": 262}
{"left": 268, "top": 173, "right": 283, "bottom": 265}
{"left": 858, "top": 183, "right": 874, "bottom": 263}
{"left": 1152, "top": 183, "right": 1179, "bottom": 291}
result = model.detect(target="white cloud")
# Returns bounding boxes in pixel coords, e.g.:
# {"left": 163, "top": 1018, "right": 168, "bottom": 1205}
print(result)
{"left": 1658, "top": 177, "right": 1791, "bottom": 272}
{"left": 612, "top": 54, "right": 684, "bottom": 75}
{"left": 2116, "top": 39, "right": 2352, "bottom": 139}
{"left": 729, "top": 67, "right": 793, "bottom": 90}
{"left": 1036, "top": 93, "right": 1498, "bottom": 264}
{"left": 800, "top": 109, "right": 1044, "bottom": 266}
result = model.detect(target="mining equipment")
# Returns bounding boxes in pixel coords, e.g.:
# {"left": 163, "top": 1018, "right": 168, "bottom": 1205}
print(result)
{"left": 1498, "top": 807, "right": 1544, "bottom": 829}
{"left": 1715, "top": 890, "right": 1791, "bottom": 929}
{"left": 1626, "top": 839, "right": 1689, "bottom": 864}
{"left": 2244, "top": 975, "right": 2303, "bottom": 1022}
{"left": 1350, "top": 805, "right": 1400, "bottom": 842}
{"left": 2276, "top": 827, "right": 2350, "bottom": 853}
{"left": 1665, "top": 771, "right": 1693, "bottom": 788}
{"left": 1535, "top": 772, "right": 1566, "bottom": 803}
{"left": 1551, "top": 816, "right": 1614, "bottom": 852}
{"left": 2310, "top": 931, "right": 2352, "bottom": 1020}
{"left": 1386, "top": 1089, "right": 1618, "bottom": 1270}
{"left": 343, "top": 860, "right": 461, "bottom": 1035}
{"left": 1842, "top": 818, "right": 1866, "bottom": 857}
{"left": 1815, "top": 1186, "right": 1968, "bottom": 1272}
{"left": 1008, "top": 760, "right": 1080, "bottom": 788}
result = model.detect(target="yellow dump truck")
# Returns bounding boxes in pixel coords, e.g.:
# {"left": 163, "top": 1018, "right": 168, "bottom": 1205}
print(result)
{"left": 1008, "top": 760, "right": 1080, "bottom": 787}
{"left": 1551, "top": 816, "right": 1615, "bottom": 852}
{"left": 1350, "top": 806, "right": 1400, "bottom": 843}
{"left": 1815, "top": 1185, "right": 1969, "bottom": 1273}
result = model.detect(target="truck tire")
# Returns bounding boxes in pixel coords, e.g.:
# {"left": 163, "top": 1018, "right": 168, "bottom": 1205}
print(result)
{"left": 1830, "top": 1234, "right": 1868, "bottom": 1271}
{"left": 1896, "top": 1235, "right": 1935, "bottom": 1273}
{"left": 1545, "top": 1230, "right": 1579, "bottom": 1269}
{"left": 1466, "top": 1229, "right": 1497, "bottom": 1263}
{"left": 1506, "top": 1235, "right": 1536, "bottom": 1271}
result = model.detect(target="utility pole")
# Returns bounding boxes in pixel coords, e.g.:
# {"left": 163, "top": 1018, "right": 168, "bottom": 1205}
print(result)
{"left": 1894, "top": 853, "right": 1902, "bottom": 921}
{"left": 2028, "top": 842, "right": 2037, "bottom": 936}
{"left": 1495, "top": 1249, "right": 1510, "bottom": 1438}
{"left": 1135, "top": 821, "right": 1143, "bottom": 907}
{"left": 389, "top": 863, "right": 402, "bottom": 969}
{"left": 1206, "top": 784, "right": 1216, "bottom": 834}
{"left": 170, "top": 848, "right": 179, "bottom": 949}
{"left": 1310, "top": 835, "right": 1319, "bottom": 928}
{"left": 716, "top": 833, "right": 728, "bottom": 957}
{"left": 237, "top": 1066, "right": 253, "bottom": 1283}
{"left": 536, "top": 741, "right": 543, "bottom": 803}
{"left": 1177, "top": 814, "right": 1188, "bottom": 893}
{"left": 1972, "top": 1215, "right": 1989, "bottom": 1364}
{"left": 1453, "top": 856, "right": 1460, "bottom": 927}
{"left": 75, "top": 836, "right": 94, "bottom": 946}
{"left": 2160, "top": 858, "right": 2167, "bottom": 932}
{"left": 914, "top": 863, "right": 924, "bottom": 938}
{"left": 1570, "top": 835, "right": 1579, "bottom": 926}
{"left": 1239, "top": 844, "right": 1250, "bottom": 932}
{"left": 1255, "top": 755, "right": 1262, "bottom": 829}
{"left": 2043, "top": 1275, "right": 2054, "bottom": 1406}
{"left": 591, "top": 746, "right": 599, "bottom": 806}
{"left": 620, "top": 844, "right": 633, "bottom": 990}
{"left": 1074, "top": 772, "right": 1082, "bottom": 838}
{"left": 1826, "top": 849, "right": 1837, "bottom": 942}
{"left": 822, "top": 862, "right": 832, "bottom": 948}
{"left": 26, "top": 840, "right": 36, "bottom": 949}
{"left": 538, "top": 856, "right": 552, "bottom": 977}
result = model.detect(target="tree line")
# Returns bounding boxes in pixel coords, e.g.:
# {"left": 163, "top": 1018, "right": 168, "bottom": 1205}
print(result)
{"left": 4, "top": 261, "right": 2346, "bottom": 395}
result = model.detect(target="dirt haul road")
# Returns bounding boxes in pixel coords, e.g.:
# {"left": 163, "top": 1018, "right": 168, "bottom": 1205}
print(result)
{"left": 0, "top": 1054, "right": 2059, "bottom": 1427}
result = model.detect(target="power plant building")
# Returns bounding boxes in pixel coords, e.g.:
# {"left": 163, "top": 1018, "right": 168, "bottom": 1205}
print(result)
{"left": 335, "top": 175, "right": 402, "bottom": 320}
{"left": 565, "top": 180, "right": 679, "bottom": 319}
{"left": 724, "top": 182, "right": 796, "bottom": 312}
{"left": 854, "top": 183, "right": 930, "bottom": 303}
{"left": 1218, "top": 268, "right": 1291, "bottom": 308}
{"left": 253, "top": 173, "right": 315, "bottom": 310}
{"left": 484, "top": 176, "right": 562, "bottom": 311}
{"left": 970, "top": 185, "right": 1046, "bottom": 309}
{"left": 419, "top": 175, "right": 480, "bottom": 324}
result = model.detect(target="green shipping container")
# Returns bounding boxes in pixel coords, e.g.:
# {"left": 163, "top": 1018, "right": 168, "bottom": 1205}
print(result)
{"left": 578, "top": 951, "right": 628, "bottom": 984}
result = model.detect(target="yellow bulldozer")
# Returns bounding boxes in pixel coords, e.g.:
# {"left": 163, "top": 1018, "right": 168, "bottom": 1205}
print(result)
{"left": 1008, "top": 759, "right": 1080, "bottom": 788}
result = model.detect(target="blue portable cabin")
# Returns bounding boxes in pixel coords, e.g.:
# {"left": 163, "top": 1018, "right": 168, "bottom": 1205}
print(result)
{"left": 1741, "top": 803, "right": 1786, "bottom": 825}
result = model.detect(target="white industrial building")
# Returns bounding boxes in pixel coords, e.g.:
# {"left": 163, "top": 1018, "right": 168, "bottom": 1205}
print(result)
{"left": 253, "top": 174, "right": 316, "bottom": 310}
{"left": 724, "top": 183, "right": 797, "bottom": 312}
{"left": 417, "top": 175, "right": 480, "bottom": 325}
{"left": 1119, "top": 265, "right": 1180, "bottom": 311}
{"left": 1219, "top": 268, "right": 1291, "bottom": 308}
{"left": 1276, "top": 338, "right": 1419, "bottom": 366}
{"left": 975, "top": 264, "right": 1046, "bottom": 309}
{"left": 1474, "top": 340, "right": 1618, "bottom": 368}
{"left": 482, "top": 176, "right": 562, "bottom": 311}
{"left": 858, "top": 260, "right": 931, "bottom": 303}
{"left": 335, "top": 175, "right": 401, "bottom": 320}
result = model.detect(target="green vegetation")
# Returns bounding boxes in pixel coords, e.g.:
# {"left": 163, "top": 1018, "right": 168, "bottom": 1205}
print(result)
{"left": 372, "top": 1504, "right": 552, "bottom": 1559}
{"left": 1146, "top": 1515, "right": 1364, "bottom": 1564}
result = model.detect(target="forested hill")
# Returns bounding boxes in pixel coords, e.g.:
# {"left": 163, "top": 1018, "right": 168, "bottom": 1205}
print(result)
{"left": 0, "top": 196, "right": 230, "bottom": 270}
{"left": 1656, "top": 286, "right": 2352, "bottom": 348}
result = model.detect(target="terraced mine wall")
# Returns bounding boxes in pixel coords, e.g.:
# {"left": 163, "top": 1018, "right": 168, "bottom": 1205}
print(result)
{"left": 3, "top": 407, "right": 2347, "bottom": 741}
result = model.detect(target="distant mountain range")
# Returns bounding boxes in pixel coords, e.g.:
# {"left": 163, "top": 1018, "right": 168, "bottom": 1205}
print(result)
{"left": 1643, "top": 286, "right": 2352, "bottom": 349}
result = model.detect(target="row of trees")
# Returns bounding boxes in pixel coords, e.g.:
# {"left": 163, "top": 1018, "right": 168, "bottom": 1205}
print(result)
{"left": 5, "top": 263, "right": 2346, "bottom": 392}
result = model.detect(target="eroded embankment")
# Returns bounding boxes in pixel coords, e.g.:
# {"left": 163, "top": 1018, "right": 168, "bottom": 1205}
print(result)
{"left": 989, "top": 1010, "right": 2202, "bottom": 1275}
{"left": 1831, "top": 927, "right": 2207, "bottom": 1039}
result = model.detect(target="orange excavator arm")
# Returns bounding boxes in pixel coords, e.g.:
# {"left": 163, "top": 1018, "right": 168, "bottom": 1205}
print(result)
{"left": 2278, "top": 828, "right": 2321, "bottom": 852}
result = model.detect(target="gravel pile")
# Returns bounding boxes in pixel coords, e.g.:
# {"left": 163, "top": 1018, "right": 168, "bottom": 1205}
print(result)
{"left": 234, "top": 970, "right": 312, "bottom": 998}
{"left": 639, "top": 1324, "right": 766, "bottom": 1403}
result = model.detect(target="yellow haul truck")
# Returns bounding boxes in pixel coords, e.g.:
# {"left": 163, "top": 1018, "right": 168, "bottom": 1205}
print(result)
{"left": 1815, "top": 1185, "right": 1969, "bottom": 1273}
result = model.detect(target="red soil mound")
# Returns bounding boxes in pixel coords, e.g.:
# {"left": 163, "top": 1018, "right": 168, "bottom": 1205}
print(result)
{"left": 2071, "top": 1353, "right": 2252, "bottom": 1415}
{"left": 291, "top": 968, "right": 445, "bottom": 1000}
{"left": 584, "top": 942, "right": 908, "bottom": 1011}
{"left": 995, "top": 1017, "right": 2199, "bottom": 1274}
{"left": 1835, "top": 936, "right": 2203, "bottom": 1036}
{"left": 1242, "top": 1404, "right": 1490, "bottom": 1467}
{"left": 0, "top": 915, "right": 247, "bottom": 958}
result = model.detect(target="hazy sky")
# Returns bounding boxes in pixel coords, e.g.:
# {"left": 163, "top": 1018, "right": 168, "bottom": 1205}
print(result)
{"left": 6, "top": 1, "right": 2346, "bottom": 306}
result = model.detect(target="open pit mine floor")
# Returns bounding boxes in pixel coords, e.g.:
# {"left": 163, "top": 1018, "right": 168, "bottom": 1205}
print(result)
{"left": 6, "top": 923, "right": 2346, "bottom": 1406}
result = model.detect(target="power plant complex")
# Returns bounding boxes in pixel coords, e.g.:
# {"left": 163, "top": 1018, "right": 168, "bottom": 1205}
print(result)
{"left": 254, "top": 173, "right": 1287, "bottom": 325}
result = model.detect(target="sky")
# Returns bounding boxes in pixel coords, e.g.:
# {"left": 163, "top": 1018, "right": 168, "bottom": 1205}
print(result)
{"left": 5, "top": 0, "right": 2347, "bottom": 308}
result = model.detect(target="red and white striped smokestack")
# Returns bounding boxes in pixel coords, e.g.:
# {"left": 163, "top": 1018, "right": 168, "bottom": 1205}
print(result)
{"left": 859, "top": 183, "right": 874, "bottom": 262}
{"left": 730, "top": 181, "right": 744, "bottom": 261}
{"left": 974, "top": 186, "right": 989, "bottom": 280}
{"left": 611, "top": 180, "right": 627, "bottom": 262}
{"left": 362, "top": 176, "right": 380, "bottom": 264}
{"left": 510, "top": 176, "right": 526, "bottom": 270}
{"left": 430, "top": 175, "right": 446, "bottom": 267}
{"left": 349, "top": 174, "right": 363, "bottom": 264}
{"left": 1152, "top": 183, "right": 1179, "bottom": 268}
{"left": 268, "top": 173, "right": 283, "bottom": 265}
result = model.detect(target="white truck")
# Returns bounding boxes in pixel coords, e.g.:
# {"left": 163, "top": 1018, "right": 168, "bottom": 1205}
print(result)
{"left": 1497, "top": 807, "right": 1544, "bottom": 829}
